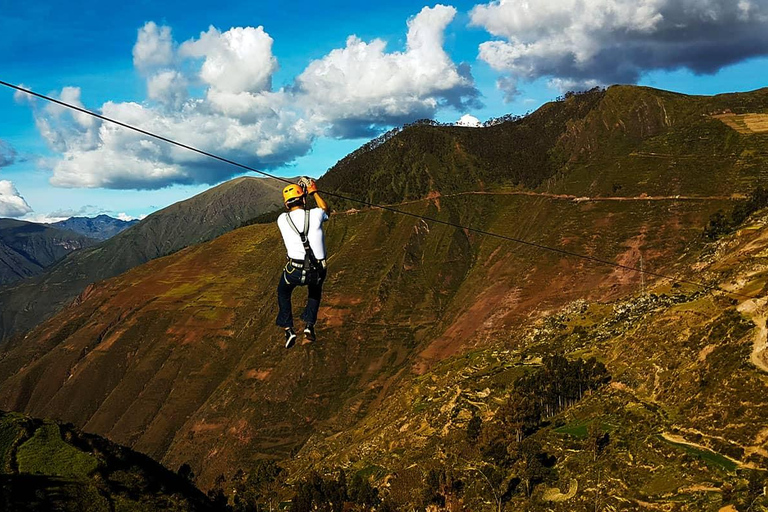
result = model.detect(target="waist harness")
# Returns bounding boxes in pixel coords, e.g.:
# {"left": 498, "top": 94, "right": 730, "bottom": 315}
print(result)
{"left": 285, "top": 210, "right": 323, "bottom": 284}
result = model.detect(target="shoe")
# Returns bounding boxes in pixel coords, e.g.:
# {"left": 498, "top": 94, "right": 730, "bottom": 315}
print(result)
{"left": 284, "top": 328, "right": 297, "bottom": 349}
{"left": 303, "top": 324, "right": 316, "bottom": 342}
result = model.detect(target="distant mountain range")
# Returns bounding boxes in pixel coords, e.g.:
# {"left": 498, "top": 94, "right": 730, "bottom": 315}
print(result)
{"left": 0, "top": 176, "right": 288, "bottom": 341}
{"left": 0, "top": 219, "right": 96, "bottom": 286}
{"left": 51, "top": 214, "right": 139, "bottom": 241}
{"left": 2, "top": 84, "right": 767, "bottom": 506}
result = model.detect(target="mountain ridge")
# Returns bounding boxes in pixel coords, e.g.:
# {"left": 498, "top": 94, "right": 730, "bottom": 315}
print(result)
{"left": 51, "top": 214, "right": 139, "bottom": 241}
{"left": 0, "top": 218, "right": 96, "bottom": 286}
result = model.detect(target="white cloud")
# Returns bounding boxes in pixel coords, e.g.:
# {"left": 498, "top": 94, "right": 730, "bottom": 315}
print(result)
{"left": 27, "top": 6, "right": 478, "bottom": 189}
{"left": 0, "top": 181, "right": 33, "bottom": 218}
{"left": 471, "top": 0, "right": 768, "bottom": 99}
{"left": 133, "top": 22, "right": 174, "bottom": 71}
{"left": 297, "top": 4, "right": 479, "bottom": 136}
{"left": 456, "top": 114, "right": 481, "bottom": 127}
{"left": 13, "top": 84, "right": 33, "bottom": 105}
{"left": 180, "top": 26, "right": 277, "bottom": 95}
{"left": 21, "top": 213, "right": 70, "bottom": 224}
{"left": 146, "top": 70, "right": 188, "bottom": 108}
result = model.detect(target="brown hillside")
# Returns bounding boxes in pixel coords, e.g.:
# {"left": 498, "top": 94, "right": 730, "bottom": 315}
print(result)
{"left": 0, "top": 191, "right": 729, "bottom": 486}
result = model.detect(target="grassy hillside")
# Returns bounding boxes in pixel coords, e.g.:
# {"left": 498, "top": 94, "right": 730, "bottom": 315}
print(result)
{"left": 0, "top": 219, "right": 96, "bottom": 286}
{"left": 0, "top": 176, "right": 287, "bottom": 341}
{"left": 285, "top": 207, "right": 768, "bottom": 511}
{"left": 0, "top": 410, "right": 220, "bottom": 511}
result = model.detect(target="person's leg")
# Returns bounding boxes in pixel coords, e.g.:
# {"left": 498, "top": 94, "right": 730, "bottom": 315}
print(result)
{"left": 301, "top": 270, "right": 326, "bottom": 326}
{"left": 276, "top": 267, "right": 298, "bottom": 328}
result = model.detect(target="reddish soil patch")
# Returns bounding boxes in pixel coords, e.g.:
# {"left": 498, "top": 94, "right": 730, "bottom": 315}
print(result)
{"left": 245, "top": 368, "right": 272, "bottom": 380}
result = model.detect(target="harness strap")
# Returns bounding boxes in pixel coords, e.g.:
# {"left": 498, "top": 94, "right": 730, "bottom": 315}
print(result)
{"left": 285, "top": 210, "right": 320, "bottom": 283}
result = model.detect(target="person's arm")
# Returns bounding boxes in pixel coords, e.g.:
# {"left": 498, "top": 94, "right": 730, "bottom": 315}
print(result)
{"left": 313, "top": 192, "right": 330, "bottom": 215}
{"left": 302, "top": 178, "right": 330, "bottom": 215}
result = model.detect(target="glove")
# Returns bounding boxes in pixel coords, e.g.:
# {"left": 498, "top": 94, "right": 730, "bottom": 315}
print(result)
{"left": 298, "top": 176, "right": 318, "bottom": 195}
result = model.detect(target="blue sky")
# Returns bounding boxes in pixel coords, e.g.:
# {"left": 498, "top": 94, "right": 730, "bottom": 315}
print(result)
{"left": 1, "top": 0, "right": 767, "bottom": 221}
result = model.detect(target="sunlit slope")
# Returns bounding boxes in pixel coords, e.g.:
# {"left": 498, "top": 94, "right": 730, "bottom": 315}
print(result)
{"left": 320, "top": 85, "right": 768, "bottom": 206}
{"left": 287, "top": 209, "right": 768, "bottom": 511}
{"left": 0, "top": 190, "right": 729, "bottom": 486}
{"left": 548, "top": 86, "right": 768, "bottom": 198}
{"left": 0, "top": 176, "right": 287, "bottom": 341}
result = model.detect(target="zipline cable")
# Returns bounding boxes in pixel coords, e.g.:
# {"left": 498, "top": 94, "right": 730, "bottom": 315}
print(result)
{"left": 0, "top": 80, "right": 754, "bottom": 299}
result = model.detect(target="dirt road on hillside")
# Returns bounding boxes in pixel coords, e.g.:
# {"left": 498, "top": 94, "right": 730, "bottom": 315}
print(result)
{"left": 387, "top": 190, "right": 741, "bottom": 208}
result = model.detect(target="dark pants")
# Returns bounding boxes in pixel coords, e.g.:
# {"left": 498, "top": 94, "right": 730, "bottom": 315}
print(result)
{"left": 276, "top": 263, "right": 327, "bottom": 328}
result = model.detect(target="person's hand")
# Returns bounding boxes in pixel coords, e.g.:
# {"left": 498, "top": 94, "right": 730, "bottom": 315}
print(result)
{"left": 299, "top": 176, "right": 318, "bottom": 195}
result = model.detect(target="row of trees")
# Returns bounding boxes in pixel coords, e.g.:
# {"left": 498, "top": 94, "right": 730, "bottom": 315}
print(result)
{"left": 466, "top": 354, "right": 611, "bottom": 507}
{"left": 290, "top": 470, "right": 381, "bottom": 512}
{"left": 487, "top": 354, "right": 610, "bottom": 449}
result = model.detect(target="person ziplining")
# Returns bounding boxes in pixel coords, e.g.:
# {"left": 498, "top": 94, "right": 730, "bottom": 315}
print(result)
{"left": 276, "top": 177, "right": 330, "bottom": 348}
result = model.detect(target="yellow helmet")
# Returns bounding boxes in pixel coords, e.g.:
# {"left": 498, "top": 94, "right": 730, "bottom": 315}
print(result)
{"left": 282, "top": 184, "right": 305, "bottom": 206}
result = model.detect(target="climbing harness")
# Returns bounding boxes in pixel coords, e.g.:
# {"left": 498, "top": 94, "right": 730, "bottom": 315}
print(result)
{"left": 285, "top": 209, "right": 325, "bottom": 285}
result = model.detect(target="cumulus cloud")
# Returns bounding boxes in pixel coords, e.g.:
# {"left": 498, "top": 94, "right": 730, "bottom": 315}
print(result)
{"left": 146, "top": 70, "right": 188, "bottom": 108}
{"left": 133, "top": 22, "right": 174, "bottom": 71}
{"left": 27, "top": 7, "right": 478, "bottom": 189}
{"left": 116, "top": 212, "right": 147, "bottom": 221}
{"left": 297, "top": 4, "right": 480, "bottom": 136}
{"left": 0, "top": 140, "right": 16, "bottom": 167}
{"left": 470, "top": 0, "right": 768, "bottom": 97}
{"left": 180, "top": 26, "right": 277, "bottom": 95}
{"left": 0, "top": 181, "right": 33, "bottom": 218}
{"left": 456, "top": 114, "right": 481, "bottom": 127}
{"left": 34, "top": 24, "right": 314, "bottom": 189}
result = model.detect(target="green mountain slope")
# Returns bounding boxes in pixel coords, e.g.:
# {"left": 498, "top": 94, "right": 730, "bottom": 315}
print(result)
{"left": 319, "top": 85, "right": 768, "bottom": 206}
{"left": 0, "top": 219, "right": 96, "bottom": 286}
{"left": 0, "top": 176, "right": 287, "bottom": 341}
{"left": 0, "top": 410, "right": 220, "bottom": 511}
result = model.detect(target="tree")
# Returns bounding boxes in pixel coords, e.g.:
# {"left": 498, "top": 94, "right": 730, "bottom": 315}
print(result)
{"left": 497, "top": 391, "right": 539, "bottom": 443}
{"left": 466, "top": 414, "right": 482, "bottom": 442}
{"left": 586, "top": 422, "right": 610, "bottom": 462}
{"left": 178, "top": 462, "right": 195, "bottom": 483}
{"left": 290, "top": 471, "right": 348, "bottom": 512}
{"left": 234, "top": 460, "right": 284, "bottom": 512}
{"left": 515, "top": 439, "right": 555, "bottom": 498}
{"left": 349, "top": 473, "right": 379, "bottom": 509}
{"left": 208, "top": 474, "right": 230, "bottom": 509}
{"left": 745, "top": 470, "right": 767, "bottom": 511}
